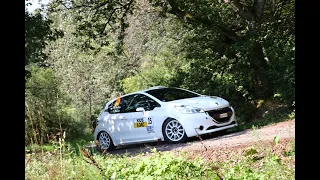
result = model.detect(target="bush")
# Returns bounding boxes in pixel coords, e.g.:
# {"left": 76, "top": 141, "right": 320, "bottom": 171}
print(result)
{"left": 25, "top": 66, "right": 89, "bottom": 145}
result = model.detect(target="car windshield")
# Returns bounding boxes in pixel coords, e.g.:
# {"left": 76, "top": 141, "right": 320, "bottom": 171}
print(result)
{"left": 145, "top": 88, "right": 200, "bottom": 102}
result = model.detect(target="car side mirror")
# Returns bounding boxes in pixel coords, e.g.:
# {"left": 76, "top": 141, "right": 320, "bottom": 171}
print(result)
{"left": 136, "top": 107, "right": 145, "bottom": 114}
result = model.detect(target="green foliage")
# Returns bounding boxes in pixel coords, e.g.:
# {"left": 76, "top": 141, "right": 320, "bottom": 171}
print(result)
{"left": 46, "top": 8, "right": 131, "bottom": 133}
{"left": 25, "top": 148, "right": 217, "bottom": 179}
{"left": 48, "top": 0, "right": 134, "bottom": 53}
{"left": 26, "top": 0, "right": 295, "bottom": 146}
{"left": 25, "top": 65, "right": 89, "bottom": 145}
{"left": 273, "top": 135, "right": 280, "bottom": 146}
{"left": 26, "top": 142, "right": 295, "bottom": 180}
{"left": 219, "top": 146, "right": 295, "bottom": 180}
{"left": 121, "top": 60, "right": 174, "bottom": 93}
{"left": 245, "top": 146, "right": 258, "bottom": 157}
{"left": 121, "top": 0, "right": 294, "bottom": 122}
{"left": 130, "top": 152, "right": 217, "bottom": 179}
{"left": 231, "top": 102, "right": 293, "bottom": 132}
{"left": 25, "top": 10, "right": 63, "bottom": 67}
{"left": 222, "top": 164, "right": 266, "bottom": 180}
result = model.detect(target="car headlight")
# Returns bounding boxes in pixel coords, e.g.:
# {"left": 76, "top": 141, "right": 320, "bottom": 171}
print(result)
{"left": 175, "top": 105, "right": 205, "bottom": 114}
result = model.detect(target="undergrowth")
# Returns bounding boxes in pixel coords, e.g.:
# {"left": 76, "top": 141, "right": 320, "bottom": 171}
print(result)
{"left": 26, "top": 139, "right": 295, "bottom": 180}
{"left": 214, "top": 141, "right": 295, "bottom": 180}
{"left": 230, "top": 100, "right": 294, "bottom": 132}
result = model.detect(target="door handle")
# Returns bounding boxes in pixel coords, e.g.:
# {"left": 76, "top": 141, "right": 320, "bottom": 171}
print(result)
{"left": 119, "top": 116, "right": 127, "bottom": 120}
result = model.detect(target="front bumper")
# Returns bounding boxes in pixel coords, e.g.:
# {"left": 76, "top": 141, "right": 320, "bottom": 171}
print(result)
{"left": 180, "top": 107, "right": 237, "bottom": 137}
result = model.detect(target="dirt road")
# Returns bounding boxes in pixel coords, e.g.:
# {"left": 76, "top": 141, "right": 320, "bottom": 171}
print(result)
{"left": 99, "top": 119, "right": 295, "bottom": 156}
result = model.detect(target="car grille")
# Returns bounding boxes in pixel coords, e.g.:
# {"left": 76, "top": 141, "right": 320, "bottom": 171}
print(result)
{"left": 206, "top": 107, "right": 233, "bottom": 123}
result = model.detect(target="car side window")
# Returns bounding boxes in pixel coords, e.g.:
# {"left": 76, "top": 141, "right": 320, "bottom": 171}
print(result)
{"left": 108, "top": 98, "right": 121, "bottom": 114}
{"left": 108, "top": 95, "right": 137, "bottom": 114}
{"left": 124, "top": 94, "right": 160, "bottom": 113}
{"left": 121, "top": 95, "right": 137, "bottom": 113}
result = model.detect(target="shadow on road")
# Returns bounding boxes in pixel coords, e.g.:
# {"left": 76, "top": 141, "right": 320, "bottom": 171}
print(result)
{"left": 86, "top": 129, "right": 248, "bottom": 157}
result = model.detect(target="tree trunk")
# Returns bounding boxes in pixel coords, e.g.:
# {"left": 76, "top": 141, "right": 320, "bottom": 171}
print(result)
{"left": 248, "top": 42, "right": 271, "bottom": 100}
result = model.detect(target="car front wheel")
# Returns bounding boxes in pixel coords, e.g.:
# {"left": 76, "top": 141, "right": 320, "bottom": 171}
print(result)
{"left": 163, "top": 118, "right": 187, "bottom": 143}
{"left": 96, "top": 131, "right": 115, "bottom": 152}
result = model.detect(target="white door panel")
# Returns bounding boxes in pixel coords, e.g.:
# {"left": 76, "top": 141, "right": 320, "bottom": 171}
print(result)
{"left": 106, "top": 93, "right": 165, "bottom": 145}
{"left": 124, "top": 112, "right": 155, "bottom": 143}
{"left": 106, "top": 114, "right": 125, "bottom": 145}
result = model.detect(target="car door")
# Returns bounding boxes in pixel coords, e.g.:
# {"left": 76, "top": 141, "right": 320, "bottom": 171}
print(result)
{"left": 122, "top": 93, "right": 162, "bottom": 142}
{"left": 104, "top": 97, "right": 127, "bottom": 145}
{"left": 109, "top": 94, "right": 138, "bottom": 144}
{"left": 106, "top": 94, "right": 151, "bottom": 144}
{"left": 108, "top": 93, "right": 162, "bottom": 144}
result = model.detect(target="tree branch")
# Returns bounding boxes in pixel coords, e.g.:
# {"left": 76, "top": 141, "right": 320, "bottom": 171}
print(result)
{"left": 100, "top": 0, "right": 134, "bottom": 35}
{"left": 228, "top": 0, "right": 255, "bottom": 21}
{"left": 166, "top": 0, "right": 240, "bottom": 42}
{"left": 100, "top": 7, "right": 122, "bottom": 34}
{"left": 57, "top": 0, "right": 110, "bottom": 13}
{"left": 253, "top": 0, "right": 266, "bottom": 19}
{"left": 121, "top": 0, "right": 134, "bottom": 21}
{"left": 166, "top": 0, "right": 188, "bottom": 21}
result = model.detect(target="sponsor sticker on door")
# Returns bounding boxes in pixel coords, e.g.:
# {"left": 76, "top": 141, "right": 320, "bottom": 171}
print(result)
{"left": 134, "top": 118, "right": 147, "bottom": 128}
{"left": 146, "top": 126, "right": 154, "bottom": 133}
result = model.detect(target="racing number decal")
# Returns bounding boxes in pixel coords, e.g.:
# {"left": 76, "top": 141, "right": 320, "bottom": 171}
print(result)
{"left": 133, "top": 117, "right": 153, "bottom": 130}
{"left": 134, "top": 118, "right": 147, "bottom": 128}
{"left": 146, "top": 117, "right": 154, "bottom": 133}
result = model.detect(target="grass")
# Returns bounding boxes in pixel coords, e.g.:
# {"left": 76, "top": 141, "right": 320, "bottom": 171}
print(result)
{"left": 229, "top": 100, "right": 294, "bottom": 132}
{"left": 222, "top": 140, "right": 294, "bottom": 179}
{"left": 25, "top": 137, "right": 295, "bottom": 180}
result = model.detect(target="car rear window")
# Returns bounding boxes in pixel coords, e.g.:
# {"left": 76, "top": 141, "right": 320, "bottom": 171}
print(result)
{"left": 145, "top": 88, "right": 200, "bottom": 102}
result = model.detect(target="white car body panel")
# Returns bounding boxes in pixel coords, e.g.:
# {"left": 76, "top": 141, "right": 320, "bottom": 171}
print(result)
{"left": 94, "top": 87, "right": 237, "bottom": 147}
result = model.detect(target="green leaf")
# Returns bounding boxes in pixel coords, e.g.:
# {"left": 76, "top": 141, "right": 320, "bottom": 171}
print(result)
{"left": 273, "top": 135, "right": 280, "bottom": 146}
{"left": 111, "top": 170, "right": 117, "bottom": 179}
{"left": 245, "top": 147, "right": 258, "bottom": 156}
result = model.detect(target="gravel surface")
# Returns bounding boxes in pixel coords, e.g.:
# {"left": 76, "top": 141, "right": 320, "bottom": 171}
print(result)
{"left": 102, "top": 119, "right": 295, "bottom": 156}
{"left": 25, "top": 119, "right": 295, "bottom": 168}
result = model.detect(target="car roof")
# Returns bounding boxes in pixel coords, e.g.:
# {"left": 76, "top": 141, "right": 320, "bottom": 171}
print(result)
{"left": 105, "top": 86, "right": 167, "bottom": 105}
{"left": 105, "top": 86, "right": 202, "bottom": 107}
{"left": 126, "top": 86, "right": 167, "bottom": 95}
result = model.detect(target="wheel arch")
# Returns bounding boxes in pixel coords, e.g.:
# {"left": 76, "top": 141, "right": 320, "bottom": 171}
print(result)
{"left": 161, "top": 117, "right": 174, "bottom": 132}
{"left": 95, "top": 129, "right": 117, "bottom": 146}
{"left": 161, "top": 117, "right": 189, "bottom": 138}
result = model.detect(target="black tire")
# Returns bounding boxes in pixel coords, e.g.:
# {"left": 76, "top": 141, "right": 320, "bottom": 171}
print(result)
{"left": 162, "top": 118, "right": 187, "bottom": 143}
{"left": 96, "top": 131, "right": 115, "bottom": 152}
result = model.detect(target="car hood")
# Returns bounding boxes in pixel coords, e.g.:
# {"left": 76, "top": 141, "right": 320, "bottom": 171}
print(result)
{"left": 167, "top": 96, "right": 230, "bottom": 111}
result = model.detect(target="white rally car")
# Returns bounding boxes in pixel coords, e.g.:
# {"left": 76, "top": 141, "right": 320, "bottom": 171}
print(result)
{"left": 94, "top": 86, "right": 237, "bottom": 151}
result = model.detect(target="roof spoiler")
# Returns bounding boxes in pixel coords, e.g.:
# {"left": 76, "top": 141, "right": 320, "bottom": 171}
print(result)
{"left": 148, "top": 86, "right": 166, "bottom": 89}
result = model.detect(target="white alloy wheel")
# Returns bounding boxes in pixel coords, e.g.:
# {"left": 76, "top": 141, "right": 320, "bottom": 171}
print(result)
{"left": 164, "top": 119, "right": 187, "bottom": 142}
{"left": 98, "top": 131, "right": 114, "bottom": 151}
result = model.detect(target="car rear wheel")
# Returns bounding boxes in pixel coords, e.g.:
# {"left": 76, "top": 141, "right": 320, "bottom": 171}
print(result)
{"left": 163, "top": 118, "right": 187, "bottom": 143}
{"left": 96, "top": 131, "right": 115, "bottom": 152}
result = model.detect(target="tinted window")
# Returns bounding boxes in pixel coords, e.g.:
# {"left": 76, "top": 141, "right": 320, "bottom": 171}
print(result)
{"left": 108, "top": 95, "right": 136, "bottom": 114}
{"left": 108, "top": 99, "right": 121, "bottom": 114}
{"left": 123, "top": 94, "right": 160, "bottom": 113}
{"left": 145, "top": 88, "right": 200, "bottom": 102}
{"left": 108, "top": 94, "right": 160, "bottom": 113}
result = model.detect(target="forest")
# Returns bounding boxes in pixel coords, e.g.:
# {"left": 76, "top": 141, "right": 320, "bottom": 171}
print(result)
{"left": 25, "top": 0, "right": 294, "bottom": 144}
{"left": 25, "top": 0, "right": 295, "bottom": 178}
